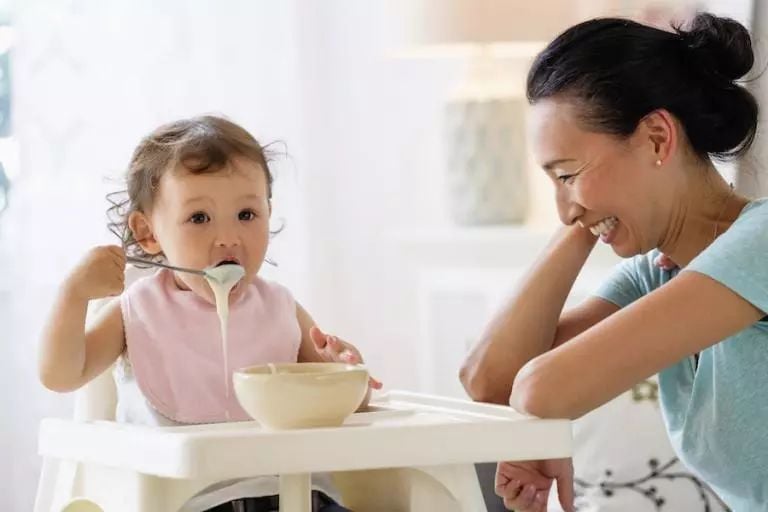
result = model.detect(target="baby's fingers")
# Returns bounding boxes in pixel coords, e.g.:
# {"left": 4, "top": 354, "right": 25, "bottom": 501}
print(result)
{"left": 326, "top": 336, "right": 346, "bottom": 355}
{"left": 309, "top": 326, "right": 329, "bottom": 350}
{"left": 337, "top": 347, "right": 358, "bottom": 363}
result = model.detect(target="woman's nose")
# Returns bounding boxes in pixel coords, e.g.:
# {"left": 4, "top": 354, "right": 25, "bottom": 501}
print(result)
{"left": 557, "top": 190, "right": 585, "bottom": 226}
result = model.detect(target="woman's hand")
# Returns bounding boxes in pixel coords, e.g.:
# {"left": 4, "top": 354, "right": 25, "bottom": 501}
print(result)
{"left": 309, "top": 326, "right": 383, "bottom": 389}
{"left": 653, "top": 253, "right": 678, "bottom": 271}
{"left": 495, "top": 459, "right": 575, "bottom": 512}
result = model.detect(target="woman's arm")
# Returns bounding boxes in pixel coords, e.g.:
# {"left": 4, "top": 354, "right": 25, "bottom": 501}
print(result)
{"left": 512, "top": 270, "right": 764, "bottom": 419}
{"left": 460, "top": 225, "right": 606, "bottom": 404}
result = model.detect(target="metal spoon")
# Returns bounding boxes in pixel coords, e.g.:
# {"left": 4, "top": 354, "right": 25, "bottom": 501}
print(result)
{"left": 126, "top": 256, "right": 245, "bottom": 285}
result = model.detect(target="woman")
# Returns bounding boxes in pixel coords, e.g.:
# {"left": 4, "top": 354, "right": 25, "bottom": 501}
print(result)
{"left": 460, "top": 12, "right": 767, "bottom": 512}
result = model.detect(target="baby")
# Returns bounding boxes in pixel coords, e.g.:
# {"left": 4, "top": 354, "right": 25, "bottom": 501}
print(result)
{"left": 38, "top": 115, "right": 380, "bottom": 512}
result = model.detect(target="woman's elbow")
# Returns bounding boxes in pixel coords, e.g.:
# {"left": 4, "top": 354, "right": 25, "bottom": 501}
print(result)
{"left": 459, "top": 360, "right": 509, "bottom": 404}
{"left": 459, "top": 361, "right": 486, "bottom": 401}
{"left": 510, "top": 361, "right": 578, "bottom": 419}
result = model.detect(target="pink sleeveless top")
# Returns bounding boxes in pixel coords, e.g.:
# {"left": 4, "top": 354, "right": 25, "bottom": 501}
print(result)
{"left": 120, "top": 269, "right": 301, "bottom": 424}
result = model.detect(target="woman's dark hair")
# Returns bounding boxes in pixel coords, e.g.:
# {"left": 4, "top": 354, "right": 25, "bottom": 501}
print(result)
{"left": 527, "top": 12, "right": 758, "bottom": 160}
{"left": 107, "top": 115, "right": 276, "bottom": 261}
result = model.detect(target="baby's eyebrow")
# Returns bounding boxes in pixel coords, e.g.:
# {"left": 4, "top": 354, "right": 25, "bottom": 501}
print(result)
{"left": 182, "top": 194, "right": 265, "bottom": 206}
{"left": 239, "top": 194, "right": 265, "bottom": 201}
{"left": 183, "top": 196, "right": 210, "bottom": 206}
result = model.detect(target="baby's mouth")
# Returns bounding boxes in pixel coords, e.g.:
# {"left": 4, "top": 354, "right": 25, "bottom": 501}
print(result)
{"left": 214, "top": 258, "right": 241, "bottom": 267}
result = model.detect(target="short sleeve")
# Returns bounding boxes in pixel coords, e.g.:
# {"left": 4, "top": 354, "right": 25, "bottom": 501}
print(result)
{"left": 593, "top": 249, "right": 673, "bottom": 308}
{"left": 684, "top": 200, "right": 768, "bottom": 315}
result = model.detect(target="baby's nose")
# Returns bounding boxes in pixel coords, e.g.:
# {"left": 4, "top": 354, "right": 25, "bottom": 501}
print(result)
{"left": 214, "top": 228, "right": 241, "bottom": 248}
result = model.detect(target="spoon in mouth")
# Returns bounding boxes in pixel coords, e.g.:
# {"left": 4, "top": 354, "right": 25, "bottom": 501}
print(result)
{"left": 126, "top": 257, "right": 245, "bottom": 285}
{"left": 203, "top": 262, "right": 246, "bottom": 287}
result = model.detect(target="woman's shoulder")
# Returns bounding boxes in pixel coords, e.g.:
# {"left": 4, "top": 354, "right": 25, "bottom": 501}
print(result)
{"left": 684, "top": 197, "right": 768, "bottom": 314}
{"left": 738, "top": 197, "right": 768, "bottom": 221}
{"left": 710, "top": 196, "right": 768, "bottom": 247}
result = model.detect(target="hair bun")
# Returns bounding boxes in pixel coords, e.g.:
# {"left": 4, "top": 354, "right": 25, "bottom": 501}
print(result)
{"left": 680, "top": 13, "right": 754, "bottom": 81}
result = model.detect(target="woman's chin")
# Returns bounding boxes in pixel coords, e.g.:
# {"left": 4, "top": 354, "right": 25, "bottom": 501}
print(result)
{"left": 609, "top": 238, "right": 644, "bottom": 258}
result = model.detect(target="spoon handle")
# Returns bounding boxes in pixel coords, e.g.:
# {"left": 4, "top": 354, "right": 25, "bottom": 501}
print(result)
{"left": 126, "top": 256, "right": 206, "bottom": 276}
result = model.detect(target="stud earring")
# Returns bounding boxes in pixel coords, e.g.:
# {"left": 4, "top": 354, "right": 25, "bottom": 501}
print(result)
{"left": 655, "top": 159, "right": 662, "bottom": 167}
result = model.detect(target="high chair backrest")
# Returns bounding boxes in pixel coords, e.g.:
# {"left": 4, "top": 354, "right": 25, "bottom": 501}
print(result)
{"left": 72, "top": 266, "right": 154, "bottom": 422}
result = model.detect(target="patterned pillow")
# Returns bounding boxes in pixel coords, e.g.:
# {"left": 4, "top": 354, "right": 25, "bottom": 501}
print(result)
{"left": 553, "top": 378, "right": 729, "bottom": 511}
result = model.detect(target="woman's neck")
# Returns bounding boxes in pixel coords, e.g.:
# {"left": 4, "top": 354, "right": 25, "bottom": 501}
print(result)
{"left": 658, "top": 166, "right": 748, "bottom": 268}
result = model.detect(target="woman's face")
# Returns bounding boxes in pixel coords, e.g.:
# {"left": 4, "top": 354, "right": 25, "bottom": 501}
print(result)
{"left": 529, "top": 98, "right": 667, "bottom": 257}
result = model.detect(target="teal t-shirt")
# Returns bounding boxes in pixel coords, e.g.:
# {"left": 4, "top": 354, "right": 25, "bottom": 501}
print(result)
{"left": 595, "top": 198, "right": 768, "bottom": 511}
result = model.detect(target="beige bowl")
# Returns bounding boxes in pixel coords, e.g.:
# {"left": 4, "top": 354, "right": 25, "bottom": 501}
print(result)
{"left": 233, "top": 362, "right": 369, "bottom": 430}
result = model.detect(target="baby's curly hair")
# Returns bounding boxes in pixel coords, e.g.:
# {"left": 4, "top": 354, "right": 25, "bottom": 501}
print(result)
{"left": 107, "top": 115, "right": 274, "bottom": 261}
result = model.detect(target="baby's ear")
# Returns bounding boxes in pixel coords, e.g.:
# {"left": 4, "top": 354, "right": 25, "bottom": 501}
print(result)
{"left": 128, "top": 211, "right": 161, "bottom": 255}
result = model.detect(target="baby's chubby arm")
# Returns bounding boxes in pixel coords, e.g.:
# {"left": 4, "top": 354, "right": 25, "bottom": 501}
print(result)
{"left": 39, "top": 246, "right": 127, "bottom": 393}
{"left": 295, "top": 303, "right": 382, "bottom": 409}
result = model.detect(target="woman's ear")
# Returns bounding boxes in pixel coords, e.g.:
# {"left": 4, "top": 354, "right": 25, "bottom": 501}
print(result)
{"left": 638, "top": 109, "right": 677, "bottom": 167}
{"left": 128, "top": 211, "right": 161, "bottom": 255}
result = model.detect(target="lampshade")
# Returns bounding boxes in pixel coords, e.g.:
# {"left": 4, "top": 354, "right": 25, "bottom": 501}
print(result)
{"left": 385, "top": 0, "right": 685, "bottom": 56}
{"left": 390, "top": 0, "right": 583, "bottom": 47}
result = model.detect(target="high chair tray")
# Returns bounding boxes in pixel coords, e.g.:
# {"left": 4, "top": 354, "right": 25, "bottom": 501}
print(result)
{"left": 38, "top": 390, "right": 571, "bottom": 479}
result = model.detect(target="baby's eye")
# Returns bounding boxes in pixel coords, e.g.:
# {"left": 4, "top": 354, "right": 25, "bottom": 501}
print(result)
{"left": 189, "top": 212, "right": 210, "bottom": 224}
{"left": 239, "top": 209, "right": 258, "bottom": 221}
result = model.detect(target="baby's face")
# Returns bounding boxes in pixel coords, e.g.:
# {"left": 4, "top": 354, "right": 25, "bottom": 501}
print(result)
{"left": 148, "top": 157, "right": 271, "bottom": 303}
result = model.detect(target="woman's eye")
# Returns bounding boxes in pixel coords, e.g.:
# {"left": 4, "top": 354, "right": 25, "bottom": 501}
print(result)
{"left": 189, "top": 212, "right": 210, "bottom": 224}
{"left": 557, "top": 174, "right": 577, "bottom": 184}
{"left": 239, "top": 209, "right": 257, "bottom": 221}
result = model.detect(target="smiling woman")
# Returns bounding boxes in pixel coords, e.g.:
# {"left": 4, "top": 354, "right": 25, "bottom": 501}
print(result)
{"left": 460, "top": 12, "right": 768, "bottom": 512}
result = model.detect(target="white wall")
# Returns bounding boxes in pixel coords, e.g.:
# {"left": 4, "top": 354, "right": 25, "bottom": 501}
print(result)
{"left": 292, "top": 0, "right": 469, "bottom": 387}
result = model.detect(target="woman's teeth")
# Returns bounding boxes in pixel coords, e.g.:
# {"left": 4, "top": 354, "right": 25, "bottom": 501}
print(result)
{"left": 589, "top": 217, "right": 618, "bottom": 237}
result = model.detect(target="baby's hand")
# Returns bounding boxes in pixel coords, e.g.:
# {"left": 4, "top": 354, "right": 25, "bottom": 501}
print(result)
{"left": 65, "top": 245, "right": 126, "bottom": 301}
{"left": 309, "top": 326, "right": 383, "bottom": 389}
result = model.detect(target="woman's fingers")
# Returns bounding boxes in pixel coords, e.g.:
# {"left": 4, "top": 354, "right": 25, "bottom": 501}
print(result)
{"left": 503, "top": 483, "right": 538, "bottom": 510}
{"left": 556, "top": 461, "right": 576, "bottom": 512}
{"left": 653, "top": 253, "right": 677, "bottom": 270}
{"left": 496, "top": 478, "right": 521, "bottom": 501}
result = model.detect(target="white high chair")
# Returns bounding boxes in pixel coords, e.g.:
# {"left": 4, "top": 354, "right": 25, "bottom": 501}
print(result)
{"left": 34, "top": 269, "right": 573, "bottom": 512}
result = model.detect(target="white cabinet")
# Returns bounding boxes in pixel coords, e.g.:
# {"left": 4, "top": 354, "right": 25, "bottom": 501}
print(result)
{"left": 416, "top": 265, "right": 613, "bottom": 398}
{"left": 388, "top": 225, "right": 618, "bottom": 397}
